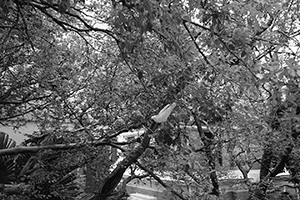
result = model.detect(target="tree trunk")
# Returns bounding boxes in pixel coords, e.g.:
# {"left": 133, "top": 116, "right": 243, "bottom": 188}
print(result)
{"left": 193, "top": 112, "right": 219, "bottom": 196}
{"left": 96, "top": 122, "right": 159, "bottom": 200}
{"left": 259, "top": 144, "right": 273, "bottom": 180}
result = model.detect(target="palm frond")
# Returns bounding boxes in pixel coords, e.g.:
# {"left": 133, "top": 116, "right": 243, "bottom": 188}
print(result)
{"left": 0, "top": 132, "right": 16, "bottom": 149}
{"left": 0, "top": 132, "right": 17, "bottom": 183}
{"left": 0, "top": 157, "right": 16, "bottom": 183}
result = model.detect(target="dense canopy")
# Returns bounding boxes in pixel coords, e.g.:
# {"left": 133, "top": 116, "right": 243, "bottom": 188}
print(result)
{"left": 0, "top": 0, "right": 300, "bottom": 199}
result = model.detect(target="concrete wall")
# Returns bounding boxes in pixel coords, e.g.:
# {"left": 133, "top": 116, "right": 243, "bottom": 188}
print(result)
{"left": 126, "top": 177, "right": 251, "bottom": 200}
{"left": 126, "top": 176, "right": 299, "bottom": 200}
{"left": 127, "top": 187, "right": 250, "bottom": 200}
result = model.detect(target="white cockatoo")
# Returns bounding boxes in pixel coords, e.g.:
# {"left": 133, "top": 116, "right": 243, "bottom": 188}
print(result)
{"left": 151, "top": 102, "right": 176, "bottom": 123}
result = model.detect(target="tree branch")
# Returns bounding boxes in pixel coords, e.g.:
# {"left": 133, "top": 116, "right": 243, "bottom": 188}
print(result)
{"left": 192, "top": 111, "right": 220, "bottom": 196}
{"left": 0, "top": 139, "right": 119, "bottom": 156}
{"left": 31, "top": 1, "right": 119, "bottom": 42}
{"left": 136, "top": 162, "right": 188, "bottom": 200}
{"left": 183, "top": 21, "right": 214, "bottom": 68}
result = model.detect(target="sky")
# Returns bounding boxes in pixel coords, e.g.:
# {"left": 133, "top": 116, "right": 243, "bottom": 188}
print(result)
{"left": 0, "top": 123, "right": 38, "bottom": 145}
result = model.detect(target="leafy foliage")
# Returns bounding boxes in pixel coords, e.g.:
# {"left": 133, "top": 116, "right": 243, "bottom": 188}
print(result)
{"left": 1, "top": 0, "right": 300, "bottom": 199}
{"left": 0, "top": 132, "right": 89, "bottom": 199}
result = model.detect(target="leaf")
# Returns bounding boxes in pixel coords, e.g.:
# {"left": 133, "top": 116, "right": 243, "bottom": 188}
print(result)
{"left": 0, "top": 0, "right": 12, "bottom": 14}
{"left": 0, "top": 158, "right": 16, "bottom": 183}
{"left": 143, "top": 0, "right": 152, "bottom": 13}
{"left": 241, "top": 50, "right": 247, "bottom": 58}
{"left": 144, "top": 21, "right": 152, "bottom": 32}
{"left": 0, "top": 132, "right": 16, "bottom": 149}
{"left": 268, "top": 61, "right": 280, "bottom": 71}
{"left": 58, "top": 0, "right": 70, "bottom": 13}
{"left": 286, "top": 58, "right": 296, "bottom": 69}
{"left": 247, "top": 17, "right": 253, "bottom": 26}
{"left": 202, "top": 13, "right": 210, "bottom": 23}
{"left": 228, "top": 43, "right": 235, "bottom": 51}
{"left": 288, "top": 69, "right": 296, "bottom": 77}
{"left": 182, "top": 15, "right": 191, "bottom": 22}
{"left": 286, "top": 94, "right": 296, "bottom": 103}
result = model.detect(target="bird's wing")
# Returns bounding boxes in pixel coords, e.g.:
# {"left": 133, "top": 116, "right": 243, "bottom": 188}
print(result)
{"left": 151, "top": 102, "right": 176, "bottom": 123}
{"left": 158, "top": 104, "right": 170, "bottom": 115}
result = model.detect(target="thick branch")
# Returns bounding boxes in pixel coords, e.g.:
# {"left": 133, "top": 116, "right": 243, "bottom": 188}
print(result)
{"left": 183, "top": 164, "right": 203, "bottom": 186}
{"left": 0, "top": 102, "right": 50, "bottom": 121}
{"left": 110, "top": 173, "right": 150, "bottom": 200}
{"left": 97, "top": 122, "right": 159, "bottom": 200}
{"left": 192, "top": 112, "right": 220, "bottom": 196}
{"left": 265, "top": 145, "right": 293, "bottom": 179}
{"left": 0, "top": 140, "right": 117, "bottom": 156}
{"left": 260, "top": 144, "right": 273, "bottom": 180}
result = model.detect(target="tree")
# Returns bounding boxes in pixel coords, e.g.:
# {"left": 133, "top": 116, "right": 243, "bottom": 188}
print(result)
{"left": 1, "top": 0, "right": 300, "bottom": 200}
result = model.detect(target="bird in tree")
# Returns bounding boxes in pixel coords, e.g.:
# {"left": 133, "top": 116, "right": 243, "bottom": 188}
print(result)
{"left": 151, "top": 102, "right": 176, "bottom": 123}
